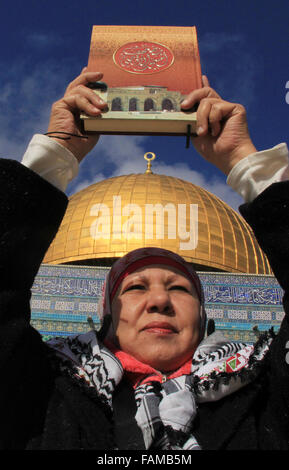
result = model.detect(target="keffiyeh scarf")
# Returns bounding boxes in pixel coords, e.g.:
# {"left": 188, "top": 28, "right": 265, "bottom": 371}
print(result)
{"left": 47, "top": 328, "right": 274, "bottom": 450}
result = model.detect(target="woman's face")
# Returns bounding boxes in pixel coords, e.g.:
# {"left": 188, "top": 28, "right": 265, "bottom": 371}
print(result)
{"left": 111, "top": 265, "right": 201, "bottom": 372}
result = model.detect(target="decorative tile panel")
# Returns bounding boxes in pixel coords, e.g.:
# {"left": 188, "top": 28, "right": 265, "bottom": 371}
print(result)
{"left": 31, "top": 264, "right": 284, "bottom": 344}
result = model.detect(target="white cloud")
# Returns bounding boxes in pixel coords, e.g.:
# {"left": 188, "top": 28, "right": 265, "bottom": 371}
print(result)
{"left": 96, "top": 134, "right": 149, "bottom": 163}
{"left": 25, "top": 32, "right": 62, "bottom": 49}
{"left": 0, "top": 83, "right": 13, "bottom": 104}
{"left": 200, "top": 32, "right": 244, "bottom": 54}
{"left": 0, "top": 58, "right": 77, "bottom": 160}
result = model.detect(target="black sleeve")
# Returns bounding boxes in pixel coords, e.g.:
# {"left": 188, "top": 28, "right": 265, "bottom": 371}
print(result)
{"left": 0, "top": 159, "right": 68, "bottom": 448}
{"left": 240, "top": 181, "right": 289, "bottom": 448}
{"left": 240, "top": 181, "right": 289, "bottom": 294}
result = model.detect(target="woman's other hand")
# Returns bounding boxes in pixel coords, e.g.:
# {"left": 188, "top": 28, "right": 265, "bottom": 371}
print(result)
{"left": 181, "top": 76, "right": 257, "bottom": 175}
{"left": 46, "top": 67, "right": 107, "bottom": 163}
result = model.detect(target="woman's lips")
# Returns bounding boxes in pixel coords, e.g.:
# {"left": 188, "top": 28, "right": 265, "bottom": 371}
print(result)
{"left": 142, "top": 322, "right": 177, "bottom": 334}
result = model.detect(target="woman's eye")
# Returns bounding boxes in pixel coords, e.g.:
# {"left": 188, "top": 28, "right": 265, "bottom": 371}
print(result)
{"left": 169, "top": 285, "right": 189, "bottom": 292}
{"left": 124, "top": 284, "right": 145, "bottom": 292}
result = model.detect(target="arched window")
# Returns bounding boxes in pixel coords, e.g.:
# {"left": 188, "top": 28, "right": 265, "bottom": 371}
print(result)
{"left": 144, "top": 98, "right": 155, "bottom": 111}
{"left": 111, "top": 97, "right": 122, "bottom": 111}
{"left": 129, "top": 98, "right": 138, "bottom": 111}
{"left": 162, "top": 98, "right": 174, "bottom": 111}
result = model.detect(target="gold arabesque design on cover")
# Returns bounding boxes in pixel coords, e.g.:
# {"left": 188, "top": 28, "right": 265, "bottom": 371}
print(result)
{"left": 112, "top": 41, "right": 175, "bottom": 75}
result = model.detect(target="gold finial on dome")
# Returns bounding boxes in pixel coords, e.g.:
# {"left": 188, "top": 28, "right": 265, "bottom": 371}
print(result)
{"left": 144, "top": 152, "right": 156, "bottom": 174}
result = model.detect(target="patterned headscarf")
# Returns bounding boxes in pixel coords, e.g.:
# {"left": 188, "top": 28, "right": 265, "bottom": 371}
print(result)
{"left": 97, "top": 247, "right": 207, "bottom": 342}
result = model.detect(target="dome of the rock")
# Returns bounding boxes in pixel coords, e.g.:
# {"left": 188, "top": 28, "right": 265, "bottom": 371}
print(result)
{"left": 43, "top": 170, "right": 271, "bottom": 274}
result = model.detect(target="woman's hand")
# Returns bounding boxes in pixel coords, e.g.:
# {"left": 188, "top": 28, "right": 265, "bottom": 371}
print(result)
{"left": 181, "top": 76, "right": 257, "bottom": 175}
{"left": 46, "top": 67, "right": 107, "bottom": 163}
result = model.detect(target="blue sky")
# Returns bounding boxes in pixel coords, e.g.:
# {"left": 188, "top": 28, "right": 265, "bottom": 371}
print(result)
{"left": 1, "top": 0, "right": 288, "bottom": 211}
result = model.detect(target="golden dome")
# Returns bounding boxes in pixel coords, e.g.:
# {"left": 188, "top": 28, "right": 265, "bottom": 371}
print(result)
{"left": 43, "top": 170, "right": 271, "bottom": 274}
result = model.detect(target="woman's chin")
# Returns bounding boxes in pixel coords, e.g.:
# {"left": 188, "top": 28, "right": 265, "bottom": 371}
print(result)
{"left": 134, "top": 349, "right": 190, "bottom": 373}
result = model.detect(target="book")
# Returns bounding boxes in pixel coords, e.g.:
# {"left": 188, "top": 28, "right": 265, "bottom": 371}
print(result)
{"left": 80, "top": 25, "right": 202, "bottom": 136}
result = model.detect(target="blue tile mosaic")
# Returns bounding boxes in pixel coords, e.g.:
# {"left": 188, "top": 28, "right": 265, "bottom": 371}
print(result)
{"left": 31, "top": 264, "right": 285, "bottom": 344}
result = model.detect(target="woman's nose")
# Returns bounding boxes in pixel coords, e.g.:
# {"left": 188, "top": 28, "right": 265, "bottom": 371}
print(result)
{"left": 146, "top": 288, "right": 173, "bottom": 314}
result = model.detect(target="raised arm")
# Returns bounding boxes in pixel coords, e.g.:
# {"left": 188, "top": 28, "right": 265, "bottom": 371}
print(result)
{"left": 46, "top": 67, "right": 107, "bottom": 163}
{"left": 181, "top": 78, "right": 289, "bottom": 287}
{"left": 181, "top": 76, "right": 257, "bottom": 175}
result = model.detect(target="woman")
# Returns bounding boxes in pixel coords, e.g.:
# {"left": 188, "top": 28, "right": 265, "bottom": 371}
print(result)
{"left": 1, "top": 69, "right": 289, "bottom": 450}
{"left": 46, "top": 245, "right": 276, "bottom": 450}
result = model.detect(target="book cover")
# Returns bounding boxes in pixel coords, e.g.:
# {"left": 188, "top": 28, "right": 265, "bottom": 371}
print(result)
{"left": 82, "top": 25, "right": 202, "bottom": 135}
